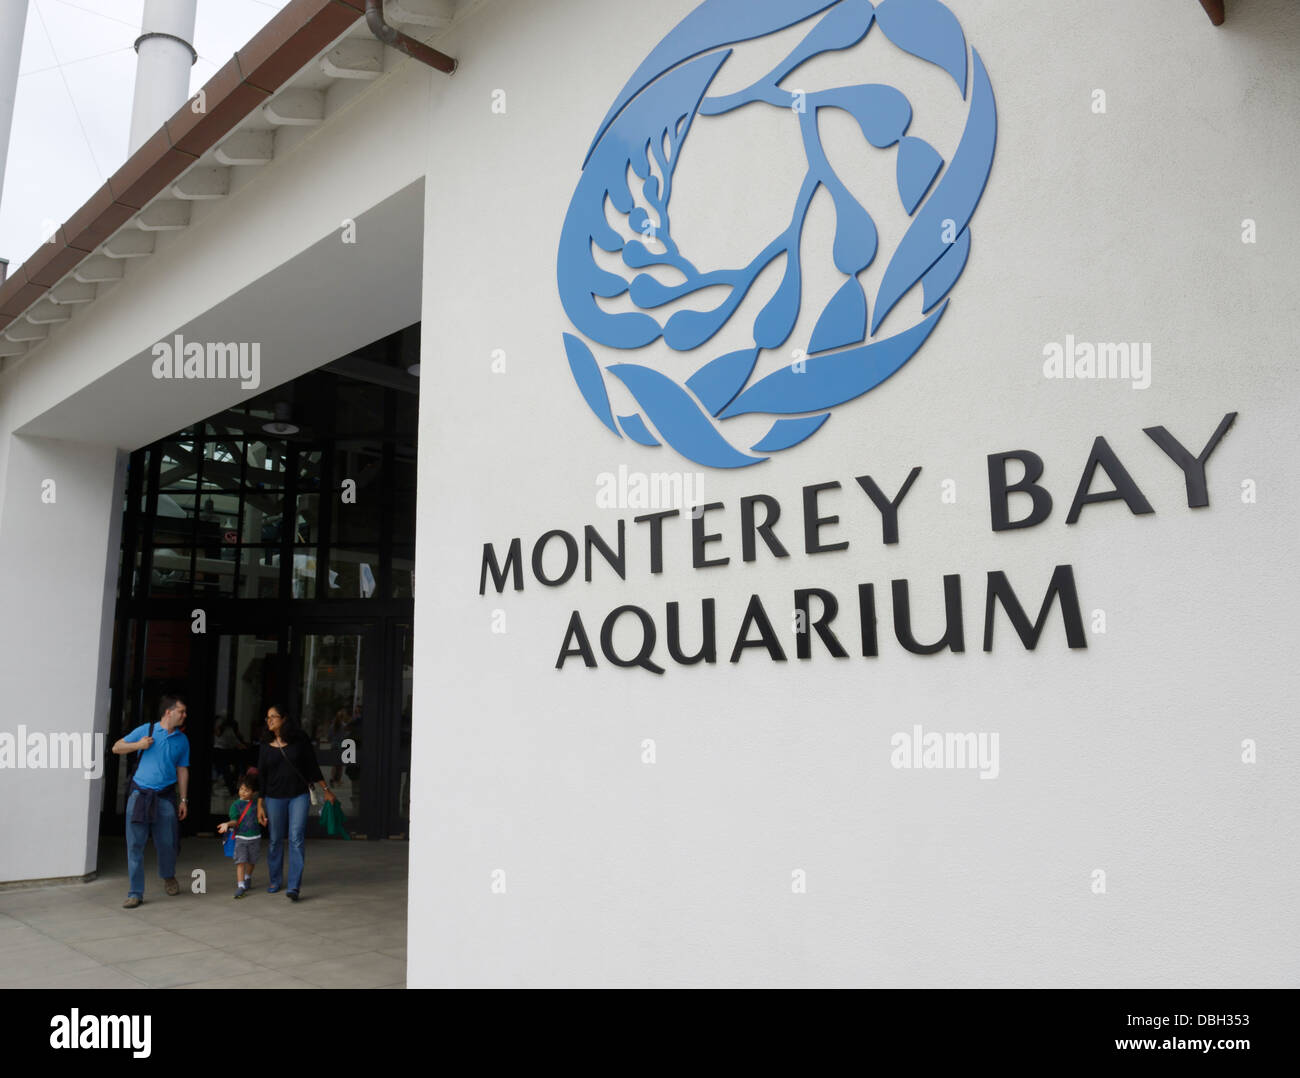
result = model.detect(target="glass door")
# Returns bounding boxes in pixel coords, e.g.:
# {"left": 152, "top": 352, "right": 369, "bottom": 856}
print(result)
{"left": 291, "top": 622, "right": 380, "bottom": 837}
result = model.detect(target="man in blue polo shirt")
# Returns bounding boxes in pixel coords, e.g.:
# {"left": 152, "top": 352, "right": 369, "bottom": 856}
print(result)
{"left": 111, "top": 695, "right": 191, "bottom": 908}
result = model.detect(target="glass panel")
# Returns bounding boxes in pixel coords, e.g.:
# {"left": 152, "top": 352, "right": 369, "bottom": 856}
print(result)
{"left": 243, "top": 489, "right": 285, "bottom": 544}
{"left": 111, "top": 620, "right": 141, "bottom": 814}
{"left": 196, "top": 491, "right": 241, "bottom": 553}
{"left": 152, "top": 492, "right": 196, "bottom": 546}
{"left": 209, "top": 633, "right": 280, "bottom": 820}
{"left": 293, "top": 494, "right": 320, "bottom": 545}
{"left": 158, "top": 440, "right": 199, "bottom": 489}
{"left": 325, "top": 548, "right": 379, "bottom": 599}
{"left": 393, "top": 488, "right": 415, "bottom": 546}
{"left": 395, "top": 393, "right": 418, "bottom": 439}
{"left": 393, "top": 457, "right": 416, "bottom": 492}
{"left": 332, "top": 445, "right": 383, "bottom": 543}
{"left": 335, "top": 384, "right": 385, "bottom": 436}
{"left": 238, "top": 546, "right": 281, "bottom": 599}
{"left": 333, "top": 499, "right": 381, "bottom": 544}
{"left": 115, "top": 620, "right": 194, "bottom": 810}
{"left": 149, "top": 546, "right": 193, "bottom": 595}
{"left": 391, "top": 547, "right": 415, "bottom": 598}
{"left": 297, "top": 447, "right": 323, "bottom": 493}
{"left": 291, "top": 548, "right": 318, "bottom": 599}
{"left": 201, "top": 441, "right": 242, "bottom": 491}
{"left": 298, "top": 633, "right": 365, "bottom": 830}
{"left": 391, "top": 624, "right": 413, "bottom": 837}
{"left": 194, "top": 546, "right": 237, "bottom": 597}
{"left": 245, "top": 439, "right": 288, "bottom": 488}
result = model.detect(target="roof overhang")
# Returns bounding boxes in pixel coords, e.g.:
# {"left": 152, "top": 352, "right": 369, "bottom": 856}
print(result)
{"left": 0, "top": 0, "right": 461, "bottom": 367}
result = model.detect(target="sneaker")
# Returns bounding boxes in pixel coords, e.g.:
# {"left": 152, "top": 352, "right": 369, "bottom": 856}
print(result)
{"left": 164, "top": 877, "right": 180, "bottom": 896}
{"left": 234, "top": 885, "right": 247, "bottom": 900}
{"left": 122, "top": 896, "right": 141, "bottom": 909}
{"left": 287, "top": 891, "right": 300, "bottom": 902}
{"left": 267, "top": 885, "right": 280, "bottom": 894}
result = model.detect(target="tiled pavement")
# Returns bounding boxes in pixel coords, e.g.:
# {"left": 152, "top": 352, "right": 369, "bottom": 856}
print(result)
{"left": 0, "top": 836, "right": 408, "bottom": 989}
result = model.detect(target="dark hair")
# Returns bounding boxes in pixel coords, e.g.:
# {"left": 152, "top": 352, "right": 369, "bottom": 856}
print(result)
{"left": 237, "top": 770, "right": 260, "bottom": 794}
{"left": 159, "top": 694, "right": 185, "bottom": 719}
{"left": 260, "top": 705, "right": 303, "bottom": 743}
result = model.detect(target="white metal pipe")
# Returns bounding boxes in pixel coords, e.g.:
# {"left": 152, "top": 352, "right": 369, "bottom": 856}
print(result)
{"left": 127, "top": 0, "right": 198, "bottom": 156}
{"left": 0, "top": 0, "right": 30, "bottom": 232}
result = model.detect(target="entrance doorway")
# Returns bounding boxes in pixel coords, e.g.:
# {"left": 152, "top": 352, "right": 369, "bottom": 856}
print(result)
{"left": 103, "top": 325, "right": 420, "bottom": 842}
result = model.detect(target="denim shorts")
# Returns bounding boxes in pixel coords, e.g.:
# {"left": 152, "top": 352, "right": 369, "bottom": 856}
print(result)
{"left": 233, "top": 837, "right": 261, "bottom": 865}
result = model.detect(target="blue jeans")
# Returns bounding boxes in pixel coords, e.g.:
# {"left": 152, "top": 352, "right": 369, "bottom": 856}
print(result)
{"left": 125, "top": 790, "right": 178, "bottom": 899}
{"left": 265, "top": 793, "right": 310, "bottom": 892}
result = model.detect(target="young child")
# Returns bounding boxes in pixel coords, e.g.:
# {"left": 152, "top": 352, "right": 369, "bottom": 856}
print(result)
{"left": 217, "top": 770, "right": 262, "bottom": 898}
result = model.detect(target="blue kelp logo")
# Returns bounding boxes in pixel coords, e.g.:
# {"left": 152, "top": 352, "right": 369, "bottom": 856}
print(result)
{"left": 557, "top": 0, "right": 997, "bottom": 469}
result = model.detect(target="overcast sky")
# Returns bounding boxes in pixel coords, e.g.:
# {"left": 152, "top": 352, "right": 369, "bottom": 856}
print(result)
{"left": 1, "top": 0, "right": 288, "bottom": 271}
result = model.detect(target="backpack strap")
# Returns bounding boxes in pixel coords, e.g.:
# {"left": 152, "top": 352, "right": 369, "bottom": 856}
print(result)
{"left": 127, "top": 721, "right": 155, "bottom": 782}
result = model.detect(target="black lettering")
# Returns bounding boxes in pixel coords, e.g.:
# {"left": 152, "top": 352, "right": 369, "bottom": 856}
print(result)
{"left": 988, "top": 451, "right": 1052, "bottom": 531}
{"left": 584, "top": 521, "right": 626, "bottom": 582}
{"left": 729, "top": 594, "right": 787, "bottom": 663}
{"left": 803, "top": 482, "right": 849, "bottom": 554}
{"left": 666, "top": 600, "right": 717, "bottom": 665}
{"left": 740, "top": 494, "right": 789, "bottom": 562}
{"left": 633, "top": 510, "right": 679, "bottom": 575}
{"left": 855, "top": 467, "right": 921, "bottom": 545}
{"left": 480, "top": 538, "right": 523, "bottom": 595}
{"left": 556, "top": 611, "right": 597, "bottom": 669}
{"left": 531, "top": 529, "right": 579, "bottom": 586}
{"left": 793, "top": 588, "right": 847, "bottom": 659}
{"left": 1143, "top": 412, "right": 1237, "bottom": 509}
{"left": 891, "top": 575, "right": 965, "bottom": 654}
{"left": 1065, "top": 437, "right": 1154, "bottom": 523}
{"left": 983, "top": 565, "right": 1088, "bottom": 651}
{"left": 691, "top": 502, "right": 729, "bottom": 569}
{"left": 600, "top": 605, "right": 665, "bottom": 674}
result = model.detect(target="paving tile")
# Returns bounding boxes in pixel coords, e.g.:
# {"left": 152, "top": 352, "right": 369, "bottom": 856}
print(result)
{"left": 113, "top": 949, "right": 263, "bottom": 988}
{"left": 17, "top": 966, "right": 149, "bottom": 989}
{"left": 179, "top": 971, "right": 319, "bottom": 989}
{"left": 15, "top": 907, "right": 143, "bottom": 932}
{"left": 281, "top": 952, "right": 406, "bottom": 989}
{"left": 69, "top": 930, "right": 210, "bottom": 965}
{"left": 0, "top": 924, "right": 53, "bottom": 953}
{"left": 46, "top": 915, "right": 159, "bottom": 943}
{"left": 175, "top": 917, "right": 304, "bottom": 947}
{"left": 0, "top": 943, "right": 106, "bottom": 984}
{"left": 223, "top": 931, "right": 373, "bottom": 970}
{"left": 316, "top": 925, "right": 406, "bottom": 952}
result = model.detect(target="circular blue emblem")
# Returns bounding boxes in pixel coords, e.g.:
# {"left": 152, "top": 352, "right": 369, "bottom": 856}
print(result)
{"left": 557, "top": 0, "right": 997, "bottom": 469}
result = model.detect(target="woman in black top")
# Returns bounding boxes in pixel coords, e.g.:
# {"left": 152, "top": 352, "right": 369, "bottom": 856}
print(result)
{"left": 256, "top": 705, "right": 335, "bottom": 900}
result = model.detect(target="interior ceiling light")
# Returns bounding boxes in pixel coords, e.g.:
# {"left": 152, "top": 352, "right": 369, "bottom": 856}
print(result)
{"left": 262, "top": 401, "right": 300, "bottom": 436}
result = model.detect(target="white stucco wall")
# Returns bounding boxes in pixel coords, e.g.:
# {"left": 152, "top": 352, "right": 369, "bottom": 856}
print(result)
{"left": 409, "top": 0, "right": 1300, "bottom": 986}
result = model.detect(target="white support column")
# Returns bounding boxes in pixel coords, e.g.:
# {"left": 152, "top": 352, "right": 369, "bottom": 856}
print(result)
{"left": 0, "top": 433, "right": 126, "bottom": 884}
{"left": 0, "top": 0, "right": 30, "bottom": 236}
{"left": 128, "top": 0, "right": 198, "bottom": 156}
